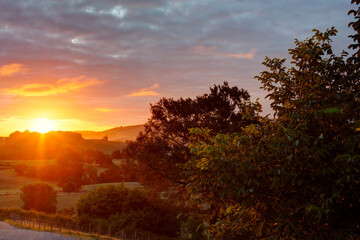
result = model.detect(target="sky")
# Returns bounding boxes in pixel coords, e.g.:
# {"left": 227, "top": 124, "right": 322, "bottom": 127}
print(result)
{"left": 0, "top": 0, "right": 355, "bottom": 136}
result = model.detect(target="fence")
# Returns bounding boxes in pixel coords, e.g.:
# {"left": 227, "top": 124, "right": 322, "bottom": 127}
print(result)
{"left": 9, "top": 213, "right": 155, "bottom": 240}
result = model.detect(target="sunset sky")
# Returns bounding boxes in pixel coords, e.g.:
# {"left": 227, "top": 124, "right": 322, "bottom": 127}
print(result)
{"left": 0, "top": 0, "right": 354, "bottom": 136}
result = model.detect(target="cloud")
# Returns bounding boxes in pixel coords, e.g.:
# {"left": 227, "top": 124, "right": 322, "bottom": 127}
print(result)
{"left": 0, "top": 64, "right": 29, "bottom": 76}
{"left": 193, "top": 45, "right": 257, "bottom": 60}
{"left": 228, "top": 49, "right": 257, "bottom": 60}
{"left": 127, "top": 83, "right": 159, "bottom": 97}
{"left": 3, "top": 76, "right": 103, "bottom": 96}
{"left": 96, "top": 108, "right": 118, "bottom": 112}
{"left": 0, "top": 0, "right": 352, "bottom": 127}
{"left": 193, "top": 45, "right": 218, "bottom": 55}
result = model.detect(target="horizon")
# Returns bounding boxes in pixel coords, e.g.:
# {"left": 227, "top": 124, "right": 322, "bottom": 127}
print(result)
{"left": 0, "top": 0, "right": 353, "bottom": 136}
{"left": 0, "top": 122, "right": 144, "bottom": 138}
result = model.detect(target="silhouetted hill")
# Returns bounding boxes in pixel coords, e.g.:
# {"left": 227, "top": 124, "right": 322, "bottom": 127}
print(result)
{"left": 0, "top": 131, "right": 125, "bottom": 160}
{"left": 76, "top": 124, "right": 144, "bottom": 141}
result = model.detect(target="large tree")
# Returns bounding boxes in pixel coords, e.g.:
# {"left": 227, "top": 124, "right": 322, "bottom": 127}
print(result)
{"left": 124, "top": 82, "right": 261, "bottom": 197}
{"left": 185, "top": 1, "right": 360, "bottom": 239}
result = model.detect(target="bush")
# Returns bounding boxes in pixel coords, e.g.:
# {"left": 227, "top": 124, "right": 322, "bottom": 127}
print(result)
{"left": 61, "top": 181, "right": 80, "bottom": 193}
{"left": 20, "top": 183, "right": 57, "bottom": 213}
{"left": 76, "top": 184, "right": 182, "bottom": 238}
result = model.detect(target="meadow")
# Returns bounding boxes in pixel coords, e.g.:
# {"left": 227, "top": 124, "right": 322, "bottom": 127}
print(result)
{"left": 0, "top": 159, "right": 139, "bottom": 209}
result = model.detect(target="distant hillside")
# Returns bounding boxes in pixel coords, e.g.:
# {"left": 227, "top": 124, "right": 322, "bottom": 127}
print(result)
{"left": 0, "top": 131, "right": 126, "bottom": 160}
{"left": 76, "top": 124, "right": 144, "bottom": 142}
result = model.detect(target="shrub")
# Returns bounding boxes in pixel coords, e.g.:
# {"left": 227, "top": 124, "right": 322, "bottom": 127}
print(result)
{"left": 61, "top": 181, "right": 80, "bottom": 192}
{"left": 76, "top": 184, "right": 182, "bottom": 238}
{"left": 20, "top": 183, "right": 57, "bottom": 213}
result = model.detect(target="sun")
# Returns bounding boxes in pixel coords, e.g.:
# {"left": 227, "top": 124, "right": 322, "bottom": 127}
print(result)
{"left": 31, "top": 118, "right": 57, "bottom": 133}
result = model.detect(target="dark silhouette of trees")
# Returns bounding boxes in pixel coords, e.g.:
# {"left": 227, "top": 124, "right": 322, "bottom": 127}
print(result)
{"left": 57, "top": 150, "right": 84, "bottom": 192}
{"left": 184, "top": 1, "right": 360, "bottom": 239}
{"left": 61, "top": 181, "right": 79, "bottom": 193}
{"left": 124, "top": 82, "right": 261, "bottom": 197}
{"left": 98, "top": 165, "right": 123, "bottom": 183}
{"left": 83, "top": 149, "right": 113, "bottom": 166}
{"left": 20, "top": 183, "right": 57, "bottom": 213}
{"left": 98, "top": 160, "right": 137, "bottom": 183}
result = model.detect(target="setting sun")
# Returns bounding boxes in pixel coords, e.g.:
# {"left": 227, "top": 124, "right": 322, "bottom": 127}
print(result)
{"left": 30, "top": 118, "right": 57, "bottom": 133}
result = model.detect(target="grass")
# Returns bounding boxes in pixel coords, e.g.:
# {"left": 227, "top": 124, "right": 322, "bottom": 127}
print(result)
{"left": 0, "top": 160, "right": 141, "bottom": 210}
{"left": 0, "top": 194, "right": 22, "bottom": 208}
{"left": 0, "top": 169, "right": 58, "bottom": 194}
{"left": 0, "top": 190, "right": 82, "bottom": 209}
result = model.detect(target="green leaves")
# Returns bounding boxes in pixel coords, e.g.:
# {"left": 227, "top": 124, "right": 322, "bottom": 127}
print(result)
{"left": 184, "top": 2, "right": 360, "bottom": 239}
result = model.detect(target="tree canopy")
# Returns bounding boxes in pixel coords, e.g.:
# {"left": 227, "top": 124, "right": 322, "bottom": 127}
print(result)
{"left": 184, "top": 1, "right": 360, "bottom": 239}
{"left": 124, "top": 82, "right": 261, "bottom": 197}
{"left": 20, "top": 183, "right": 57, "bottom": 214}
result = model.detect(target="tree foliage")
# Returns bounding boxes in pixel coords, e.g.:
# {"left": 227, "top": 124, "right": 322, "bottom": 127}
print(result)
{"left": 57, "top": 150, "right": 84, "bottom": 191}
{"left": 76, "top": 185, "right": 182, "bottom": 238}
{"left": 20, "top": 183, "right": 57, "bottom": 214}
{"left": 184, "top": 2, "right": 360, "bottom": 239}
{"left": 124, "top": 82, "right": 261, "bottom": 196}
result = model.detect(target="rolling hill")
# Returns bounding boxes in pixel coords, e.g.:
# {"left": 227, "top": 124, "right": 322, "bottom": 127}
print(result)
{"left": 0, "top": 131, "right": 127, "bottom": 158}
{"left": 76, "top": 124, "right": 144, "bottom": 142}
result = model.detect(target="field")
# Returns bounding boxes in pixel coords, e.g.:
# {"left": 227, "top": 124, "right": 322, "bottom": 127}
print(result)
{"left": 0, "top": 160, "right": 139, "bottom": 209}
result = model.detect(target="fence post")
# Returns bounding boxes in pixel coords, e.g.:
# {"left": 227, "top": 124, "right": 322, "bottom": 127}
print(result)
{"left": 108, "top": 226, "right": 111, "bottom": 237}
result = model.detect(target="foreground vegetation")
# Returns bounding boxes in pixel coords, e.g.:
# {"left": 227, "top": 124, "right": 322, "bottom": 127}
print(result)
{"left": 1, "top": 184, "right": 185, "bottom": 240}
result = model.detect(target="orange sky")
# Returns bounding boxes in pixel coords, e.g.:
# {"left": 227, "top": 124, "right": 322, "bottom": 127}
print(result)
{"left": 0, "top": 1, "right": 353, "bottom": 136}
{"left": 0, "top": 64, "right": 155, "bottom": 135}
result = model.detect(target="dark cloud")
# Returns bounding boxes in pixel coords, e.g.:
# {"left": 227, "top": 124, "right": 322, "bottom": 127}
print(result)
{"left": 0, "top": 0, "right": 354, "bottom": 126}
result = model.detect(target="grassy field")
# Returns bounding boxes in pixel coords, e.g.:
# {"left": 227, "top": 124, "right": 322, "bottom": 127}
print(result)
{"left": 0, "top": 160, "right": 140, "bottom": 210}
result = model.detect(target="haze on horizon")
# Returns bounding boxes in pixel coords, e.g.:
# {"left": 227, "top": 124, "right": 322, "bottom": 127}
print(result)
{"left": 0, "top": 0, "right": 353, "bottom": 136}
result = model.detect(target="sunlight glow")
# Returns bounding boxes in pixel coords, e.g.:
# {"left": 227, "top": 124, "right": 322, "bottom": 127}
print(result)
{"left": 30, "top": 118, "right": 57, "bottom": 133}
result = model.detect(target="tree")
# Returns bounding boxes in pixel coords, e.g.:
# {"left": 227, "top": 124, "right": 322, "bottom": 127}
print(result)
{"left": 57, "top": 150, "right": 84, "bottom": 191}
{"left": 83, "top": 149, "right": 113, "bottom": 166}
{"left": 124, "top": 82, "right": 261, "bottom": 197}
{"left": 61, "top": 181, "right": 78, "bottom": 193}
{"left": 184, "top": 1, "right": 360, "bottom": 239}
{"left": 76, "top": 185, "right": 182, "bottom": 237}
{"left": 20, "top": 183, "right": 57, "bottom": 213}
{"left": 98, "top": 165, "right": 123, "bottom": 183}
{"left": 83, "top": 165, "right": 99, "bottom": 185}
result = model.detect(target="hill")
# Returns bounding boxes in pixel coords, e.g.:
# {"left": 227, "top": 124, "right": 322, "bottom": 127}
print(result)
{"left": 0, "top": 131, "right": 126, "bottom": 159}
{"left": 76, "top": 124, "right": 144, "bottom": 141}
